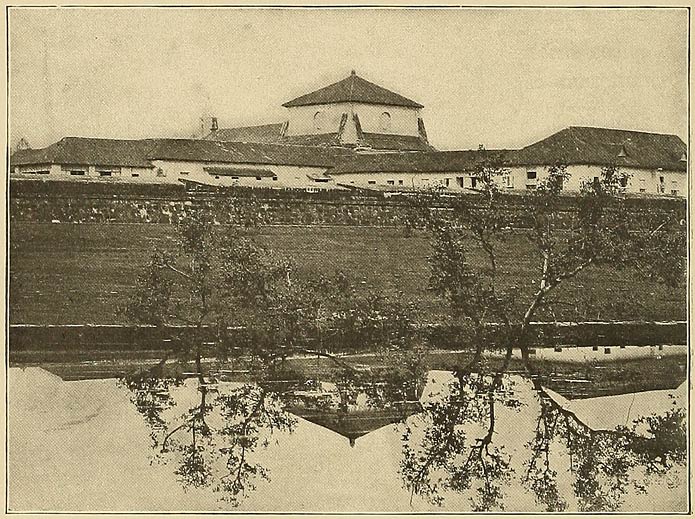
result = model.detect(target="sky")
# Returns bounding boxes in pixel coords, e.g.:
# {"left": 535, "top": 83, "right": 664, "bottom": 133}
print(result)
{"left": 8, "top": 7, "right": 689, "bottom": 151}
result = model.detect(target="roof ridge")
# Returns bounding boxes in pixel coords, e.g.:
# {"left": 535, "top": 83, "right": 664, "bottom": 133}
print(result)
{"left": 213, "top": 139, "right": 351, "bottom": 152}
{"left": 283, "top": 72, "right": 423, "bottom": 109}
{"left": 60, "top": 136, "right": 152, "bottom": 143}
{"left": 568, "top": 125, "right": 681, "bottom": 138}
{"left": 217, "top": 122, "right": 285, "bottom": 130}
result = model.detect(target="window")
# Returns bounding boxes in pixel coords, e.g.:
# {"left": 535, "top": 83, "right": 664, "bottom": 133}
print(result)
{"left": 98, "top": 170, "right": 112, "bottom": 177}
{"left": 470, "top": 177, "right": 477, "bottom": 189}
{"left": 456, "top": 177, "right": 464, "bottom": 188}
{"left": 272, "top": 176, "right": 278, "bottom": 181}
{"left": 180, "top": 171, "right": 190, "bottom": 176}
{"left": 502, "top": 175, "right": 514, "bottom": 189}
{"left": 256, "top": 176, "right": 262, "bottom": 181}
{"left": 387, "top": 180, "right": 395, "bottom": 185}
{"left": 444, "top": 178, "right": 450, "bottom": 187}
{"left": 231, "top": 176, "right": 239, "bottom": 180}
{"left": 132, "top": 173, "right": 140, "bottom": 178}
{"left": 368, "top": 180, "right": 376, "bottom": 185}
{"left": 30, "top": 170, "right": 49, "bottom": 175}
{"left": 619, "top": 176, "right": 628, "bottom": 188}
{"left": 525, "top": 171, "right": 537, "bottom": 190}
{"left": 70, "top": 170, "right": 86, "bottom": 176}
{"left": 156, "top": 168, "right": 166, "bottom": 177}
{"left": 379, "top": 112, "right": 392, "bottom": 131}
{"left": 671, "top": 189, "right": 679, "bottom": 196}
{"left": 314, "top": 111, "right": 325, "bottom": 130}
{"left": 398, "top": 180, "right": 404, "bottom": 185}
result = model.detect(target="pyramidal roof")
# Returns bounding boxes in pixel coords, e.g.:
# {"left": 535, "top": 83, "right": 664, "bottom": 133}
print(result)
{"left": 283, "top": 71, "right": 424, "bottom": 109}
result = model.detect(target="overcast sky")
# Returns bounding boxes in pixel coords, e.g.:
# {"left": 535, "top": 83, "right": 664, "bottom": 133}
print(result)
{"left": 8, "top": 7, "right": 689, "bottom": 151}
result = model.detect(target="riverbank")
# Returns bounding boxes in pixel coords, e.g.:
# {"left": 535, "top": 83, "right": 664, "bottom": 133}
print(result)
{"left": 11, "top": 344, "right": 687, "bottom": 400}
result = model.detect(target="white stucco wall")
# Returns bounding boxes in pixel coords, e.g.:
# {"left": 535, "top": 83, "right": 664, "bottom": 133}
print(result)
{"left": 152, "top": 160, "right": 334, "bottom": 189}
{"left": 285, "top": 103, "right": 420, "bottom": 138}
{"left": 11, "top": 160, "right": 337, "bottom": 189}
{"left": 332, "top": 164, "right": 687, "bottom": 197}
{"left": 504, "top": 165, "right": 687, "bottom": 197}
{"left": 13, "top": 164, "right": 60, "bottom": 176}
{"left": 331, "top": 171, "right": 472, "bottom": 190}
{"left": 12, "top": 164, "right": 157, "bottom": 181}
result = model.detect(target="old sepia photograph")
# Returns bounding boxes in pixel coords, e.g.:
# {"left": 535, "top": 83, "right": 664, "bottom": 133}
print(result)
{"left": 5, "top": 5, "right": 690, "bottom": 513}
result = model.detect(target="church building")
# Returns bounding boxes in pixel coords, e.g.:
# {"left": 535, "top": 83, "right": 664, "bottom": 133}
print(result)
{"left": 206, "top": 71, "right": 434, "bottom": 152}
{"left": 9, "top": 70, "right": 687, "bottom": 197}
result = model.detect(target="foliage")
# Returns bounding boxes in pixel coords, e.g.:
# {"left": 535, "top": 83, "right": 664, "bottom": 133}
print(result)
{"left": 120, "top": 202, "right": 424, "bottom": 506}
{"left": 400, "top": 158, "right": 687, "bottom": 509}
{"left": 413, "top": 160, "right": 685, "bottom": 355}
{"left": 399, "top": 372, "right": 687, "bottom": 512}
{"left": 400, "top": 373, "right": 516, "bottom": 510}
{"left": 114, "top": 156, "right": 687, "bottom": 510}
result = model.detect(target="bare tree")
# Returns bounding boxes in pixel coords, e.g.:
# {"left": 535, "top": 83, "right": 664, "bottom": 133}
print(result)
{"left": 401, "top": 157, "right": 687, "bottom": 510}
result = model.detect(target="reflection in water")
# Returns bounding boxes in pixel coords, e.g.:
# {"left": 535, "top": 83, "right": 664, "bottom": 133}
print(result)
{"left": 116, "top": 364, "right": 686, "bottom": 512}
{"left": 122, "top": 373, "right": 296, "bottom": 505}
{"left": 7, "top": 361, "right": 686, "bottom": 512}
{"left": 401, "top": 372, "right": 517, "bottom": 510}
{"left": 401, "top": 370, "right": 686, "bottom": 512}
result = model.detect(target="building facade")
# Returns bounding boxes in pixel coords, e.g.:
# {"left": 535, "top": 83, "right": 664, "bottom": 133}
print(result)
{"left": 207, "top": 71, "right": 434, "bottom": 152}
{"left": 9, "top": 73, "right": 687, "bottom": 197}
{"left": 329, "top": 127, "right": 687, "bottom": 197}
{"left": 10, "top": 137, "right": 350, "bottom": 190}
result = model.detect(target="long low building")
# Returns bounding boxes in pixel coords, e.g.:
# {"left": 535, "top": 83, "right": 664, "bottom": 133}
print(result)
{"left": 10, "top": 125, "right": 687, "bottom": 198}
{"left": 9, "top": 67, "right": 687, "bottom": 198}
{"left": 329, "top": 127, "right": 687, "bottom": 197}
{"left": 9, "top": 70, "right": 687, "bottom": 197}
{"left": 10, "top": 137, "right": 353, "bottom": 190}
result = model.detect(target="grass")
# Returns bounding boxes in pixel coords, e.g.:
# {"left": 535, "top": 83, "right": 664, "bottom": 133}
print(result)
{"left": 9, "top": 222, "right": 686, "bottom": 325}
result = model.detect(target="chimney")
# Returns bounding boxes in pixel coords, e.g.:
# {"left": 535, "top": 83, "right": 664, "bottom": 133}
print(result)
{"left": 211, "top": 117, "right": 218, "bottom": 132}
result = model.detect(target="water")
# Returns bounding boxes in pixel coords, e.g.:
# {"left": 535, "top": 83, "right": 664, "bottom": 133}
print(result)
{"left": 7, "top": 366, "right": 688, "bottom": 512}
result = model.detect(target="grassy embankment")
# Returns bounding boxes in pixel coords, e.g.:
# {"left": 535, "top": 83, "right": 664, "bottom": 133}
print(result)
{"left": 10, "top": 222, "right": 686, "bottom": 325}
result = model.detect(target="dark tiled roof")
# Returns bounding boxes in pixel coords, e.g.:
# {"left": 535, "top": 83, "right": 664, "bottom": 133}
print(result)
{"left": 329, "top": 149, "right": 511, "bottom": 175}
{"left": 11, "top": 137, "right": 355, "bottom": 170}
{"left": 282, "top": 133, "right": 341, "bottom": 147}
{"left": 515, "top": 126, "right": 687, "bottom": 171}
{"left": 9, "top": 147, "right": 53, "bottom": 166}
{"left": 204, "top": 123, "right": 286, "bottom": 144}
{"left": 148, "top": 139, "right": 353, "bottom": 167}
{"left": 283, "top": 72, "right": 424, "bottom": 109}
{"left": 286, "top": 404, "right": 421, "bottom": 444}
{"left": 206, "top": 128, "right": 433, "bottom": 153}
{"left": 360, "top": 133, "right": 435, "bottom": 152}
{"left": 203, "top": 166, "right": 275, "bottom": 177}
{"left": 10, "top": 137, "right": 155, "bottom": 168}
